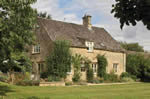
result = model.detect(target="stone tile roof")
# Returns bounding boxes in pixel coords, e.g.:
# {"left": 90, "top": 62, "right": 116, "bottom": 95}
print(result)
{"left": 37, "top": 18, "right": 125, "bottom": 52}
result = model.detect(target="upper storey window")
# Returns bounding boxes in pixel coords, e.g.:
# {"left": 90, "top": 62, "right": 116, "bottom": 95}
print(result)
{"left": 85, "top": 41, "right": 94, "bottom": 52}
{"left": 33, "top": 44, "right": 40, "bottom": 53}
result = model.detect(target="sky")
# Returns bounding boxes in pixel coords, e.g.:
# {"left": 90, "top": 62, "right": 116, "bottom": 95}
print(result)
{"left": 31, "top": 0, "right": 150, "bottom": 51}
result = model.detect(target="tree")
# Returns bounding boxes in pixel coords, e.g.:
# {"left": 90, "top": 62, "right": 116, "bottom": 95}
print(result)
{"left": 0, "top": 0, "right": 37, "bottom": 71}
{"left": 119, "top": 42, "right": 144, "bottom": 52}
{"left": 46, "top": 40, "right": 72, "bottom": 80}
{"left": 126, "top": 54, "right": 150, "bottom": 81}
{"left": 111, "top": 0, "right": 150, "bottom": 30}
{"left": 38, "top": 12, "right": 52, "bottom": 19}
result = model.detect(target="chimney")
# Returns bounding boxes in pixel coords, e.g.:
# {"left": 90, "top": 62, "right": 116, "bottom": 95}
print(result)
{"left": 82, "top": 14, "right": 92, "bottom": 30}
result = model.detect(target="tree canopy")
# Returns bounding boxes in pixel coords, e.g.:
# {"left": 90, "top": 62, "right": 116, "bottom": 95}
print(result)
{"left": 120, "top": 42, "right": 144, "bottom": 52}
{"left": 0, "top": 0, "right": 37, "bottom": 71}
{"left": 111, "top": 0, "right": 150, "bottom": 30}
{"left": 38, "top": 12, "right": 52, "bottom": 19}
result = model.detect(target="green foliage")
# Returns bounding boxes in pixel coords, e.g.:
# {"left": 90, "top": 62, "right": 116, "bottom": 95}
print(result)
{"left": 46, "top": 40, "right": 72, "bottom": 79}
{"left": 111, "top": 0, "right": 150, "bottom": 30}
{"left": 72, "top": 53, "right": 83, "bottom": 82}
{"left": 65, "top": 82, "right": 72, "bottom": 86}
{"left": 119, "top": 42, "right": 144, "bottom": 52}
{"left": 97, "top": 54, "right": 108, "bottom": 78}
{"left": 38, "top": 12, "right": 52, "bottom": 19}
{"left": 104, "top": 73, "right": 118, "bottom": 82}
{"left": 40, "top": 72, "right": 48, "bottom": 79}
{"left": 0, "top": 75, "right": 8, "bottom": 82}
{"left": 0, "top": 0, "right": 37, "bottom": 71}
{"left": 84, "top": 58, "right": 93, "bottom": 82}
{"left": 120, "top": 72, "right": 130, "bottom": 78}
{"left": 48, "top": 75, "right": 61, "bottom": 82}
{"left": 121, "top": 77, "right": 135, "bottom": 82}
{"left": 126, "top": 54, "right": 150, "bottom": 81}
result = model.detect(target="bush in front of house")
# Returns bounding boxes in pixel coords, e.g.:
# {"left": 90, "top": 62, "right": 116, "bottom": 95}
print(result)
{"left": 87, "top": 68, "right": 94, "bottom": 83}
{"left": 16, "top": 80, "right": 40, "bottom": 86}
{"left": 104, "top": 73, "right": 119, "bottom": 82}
{"left": 65, "top": 82, "right": 72, "bottom": 86}
{"left": 48, "top": 75, "right": 61, "bottom": 82}
{"left": 97, "top": 54, "right": 108, "bottom": 78}
{"left": 46, "top": 40, "right": 72, "bottom": 80}
{"left": 72, "top": 53, "right": 83, "bottom": 82}
{"left": 121, "top": 77, "right": 135, "bottom": 82}
{"left": 40, "top": 72, "right": 48, "bottom": 79}
{"left": 120, "top": 72, "right": 130, "bottom": 78}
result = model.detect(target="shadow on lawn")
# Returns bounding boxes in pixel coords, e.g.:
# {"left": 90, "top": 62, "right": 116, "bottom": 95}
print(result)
{"left": 0, "top": 85, "right": 15, "bottom": 96}
{"left": 26, "top": 96, "right": 50, "bottom": 99}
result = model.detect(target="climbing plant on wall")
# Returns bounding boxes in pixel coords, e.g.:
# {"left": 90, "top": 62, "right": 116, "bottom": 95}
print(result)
{"left": 72, "top": 53, "right": 83, "bottom": 82}
{"left": 97, "top": 54, "right": 108, "bottom": 78}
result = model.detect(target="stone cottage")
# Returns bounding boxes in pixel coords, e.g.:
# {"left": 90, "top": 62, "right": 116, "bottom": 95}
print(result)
{"left": 29, "top": 15, "right": 126, "bottom": 81}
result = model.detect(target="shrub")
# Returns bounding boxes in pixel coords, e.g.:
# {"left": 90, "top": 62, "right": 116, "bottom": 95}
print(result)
{"left": 48, "top": 75, "right": 61, "bottom": 82}
{"left": 40, "top": 72, "right": 48, "bottom": 79}
{"left": 46, "top": 40, "right": 72, "bottom": 79}
{"left": 121, "top": 77, "right": 135, "bottom": 82}
{"left": 72, "top": 54, "right": 83, "bottom": 82}
{"left": 97, "top": 55, "right": 108, "bottom": 78}
{"left": 16, "top": 80, "right": 40, "bottom": 86}
{"left": 120, "top": 72, "right": 130, "bottom": 78}
{"left": 65, "top": 82, "right": 72, "bottom": 86}
{"left": 104, "top": 73, "right": 118, "bottom": 82}
{"left": 72, "top": 73, "right": 81, "bottom": 82}
{"left": 99, "top": 78, "right": 104, "bottom": 83}
{"left": 0, "top": 75, "right": 8, "bottom": 82}
{"left": 87, "top": 68, "right": 93, "bottom": 83}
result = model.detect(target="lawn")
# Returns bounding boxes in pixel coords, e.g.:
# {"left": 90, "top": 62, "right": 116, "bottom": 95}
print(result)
{"left": 0, "top": 82, "right": 150, "bottom": 99}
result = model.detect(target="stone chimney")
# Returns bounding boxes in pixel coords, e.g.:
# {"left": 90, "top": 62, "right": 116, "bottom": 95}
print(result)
{"left": 82, "top": 14, "right": 92, "bottom": 29}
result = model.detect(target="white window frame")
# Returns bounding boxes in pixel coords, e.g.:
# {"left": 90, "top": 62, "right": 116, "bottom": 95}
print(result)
{"left": 33, "top": 44, "right": 40, "bottom": 53}
{"left": 85, "top": 41, "right": 94, "bottom": 52}
{"left": 92, "top": 63, "right": 97, "bottom": 74}
{"left": 113, "top": 63, "right": 118, "bottom": 73}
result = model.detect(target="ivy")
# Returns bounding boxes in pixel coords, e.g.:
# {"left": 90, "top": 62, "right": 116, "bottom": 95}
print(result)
{"left": 97, "top": 54, "right": 108, "bottom": 78}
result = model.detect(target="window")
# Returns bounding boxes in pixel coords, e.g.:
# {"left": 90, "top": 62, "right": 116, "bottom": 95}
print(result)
{"left": 67, "top": 65, "right": 72, "bottom": 74}
{"left": 81, "top": 64, "right": 85, "bottom": 72}
{"left": 33, "top": 44, "right": 40, "bottom": 53}
{"left": 38, "top": 63, "right": 44, "bottom": 73}
{"left": 92, "top": 63, "right": 97, "bottom": 73}
{"left": 113, "top": 63, "right": 118, "bottom": 73}
{"left": 85, "top": 41, "right": 94, "bottom": 52}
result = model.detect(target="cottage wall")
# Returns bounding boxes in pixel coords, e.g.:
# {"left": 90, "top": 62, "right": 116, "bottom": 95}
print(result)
{"left": 69, "top": 47, "right": 126, "bottom": 80}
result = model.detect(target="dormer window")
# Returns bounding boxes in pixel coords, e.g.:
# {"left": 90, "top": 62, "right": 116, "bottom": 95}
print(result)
{"left": 33, "top": 44, "right": 40, "bottom": 53}
{"left": 85, "top": 41, "right": 94, "bottom": 52}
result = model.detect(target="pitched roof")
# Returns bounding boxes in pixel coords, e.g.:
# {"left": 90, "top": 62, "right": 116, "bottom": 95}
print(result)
{"left": 37, "top": 17, "right": 125, "bottom": 52}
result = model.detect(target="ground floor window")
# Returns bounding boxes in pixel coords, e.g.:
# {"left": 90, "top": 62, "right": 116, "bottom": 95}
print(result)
{"left": 113, "top": 63, "right": 118, "bottom": 73}
{"left": 81, "top": 64, "right": 85, "bottom": 72}
{"left": 38, "top": 63, "right": 44, "bottom": 73}
{"left": 92, "top": 63, "right": 97, "bottom": 73}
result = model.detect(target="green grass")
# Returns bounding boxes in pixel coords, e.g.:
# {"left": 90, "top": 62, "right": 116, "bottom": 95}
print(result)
{"left": 1, "top": 82, "right": 150, "bottom": 99}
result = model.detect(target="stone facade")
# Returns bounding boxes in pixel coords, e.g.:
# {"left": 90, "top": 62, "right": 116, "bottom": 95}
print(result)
{"left": 29, "top": 15, "right": 126, "bottom": 81}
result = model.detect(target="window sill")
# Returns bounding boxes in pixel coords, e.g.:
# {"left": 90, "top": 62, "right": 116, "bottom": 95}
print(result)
{"left": 87, "top": 51, "right": 94, "bottom": 53}
{"left": 67, "top": 72, "right": 72, "bottom": 75}
{"left": 93, "top": 72, "right": 97, "bottom": 74}
{"left": 32, "top": 52, "right": 40, "bottom": 55}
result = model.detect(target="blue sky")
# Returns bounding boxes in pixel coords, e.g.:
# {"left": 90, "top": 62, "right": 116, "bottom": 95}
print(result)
{"left": 32, "top": 0, "right": 150, "bottom": 51}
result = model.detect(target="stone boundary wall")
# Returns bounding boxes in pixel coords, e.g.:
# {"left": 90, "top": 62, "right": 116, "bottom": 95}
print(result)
{"left": 39, "top": 82, "right": 65, "bottom": 86}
